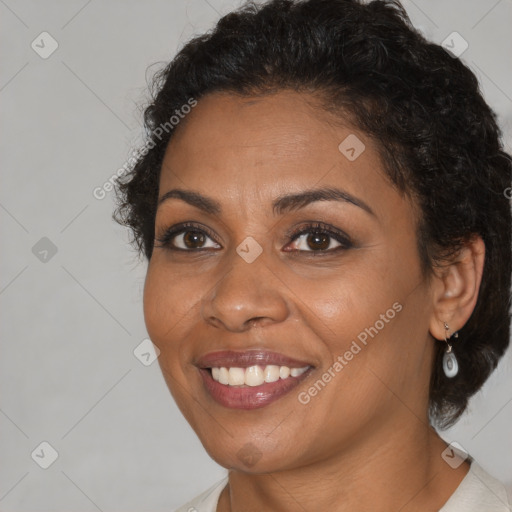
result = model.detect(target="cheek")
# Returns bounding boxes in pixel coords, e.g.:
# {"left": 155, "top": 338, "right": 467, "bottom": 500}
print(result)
{"left": 294, "top": 260, "right": 399, "bottom": 339}
{"left": 143, "top": 259, "right": 196, "bottom": 356}
{"left": 299, "top": 260, "right": 430, "bottom": 419}
{"left": 143, "top": 260, "right": 202, "bottom": 415}
{"left": 143, "top": 264, "right": 169, "bottom": 342}
{"left": 293, "top": 250, "right": 422, "bottom": 400}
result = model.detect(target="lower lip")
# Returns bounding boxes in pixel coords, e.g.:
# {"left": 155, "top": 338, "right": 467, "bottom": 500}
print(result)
{"left": 199, "top": 368, "right": 312, "bottom": 409}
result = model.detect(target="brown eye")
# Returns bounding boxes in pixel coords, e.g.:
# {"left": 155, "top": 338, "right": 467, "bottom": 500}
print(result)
{"left": 288, "top": 230, "right": 344, "bottom": 252}
{"left": 183, "top": 230, "right": 206, "bottom": 249}
{"left": 155, "top": 222, "right": 221, "bottom": 251}
{"left": 306, "top": 232, "right": 330, "bottom": 251}
{"left": 284, "top": 222, "right": 354, "bottom": 254}
{"left": 170, "top": 229, "right": 220, "bottom": 250}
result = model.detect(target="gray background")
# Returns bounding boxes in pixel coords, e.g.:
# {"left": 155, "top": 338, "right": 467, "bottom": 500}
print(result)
{"left": 1, "top": 0, "right": 511, "bottom": 510}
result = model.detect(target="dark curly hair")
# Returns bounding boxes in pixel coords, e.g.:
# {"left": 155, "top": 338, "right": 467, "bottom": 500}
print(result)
{"left": 114, "top": 0, "right": 512, "bottom": 428}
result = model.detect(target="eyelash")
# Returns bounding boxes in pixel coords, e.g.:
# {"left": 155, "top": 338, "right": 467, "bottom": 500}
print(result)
{"left": 285, "top": 222, "right": 354, "bottom": 254}
{"left": 155, "top": 222, "right": 219, "bottom": 250}
{"left": 155, "top": 221, "right": 354, "bottom": 254}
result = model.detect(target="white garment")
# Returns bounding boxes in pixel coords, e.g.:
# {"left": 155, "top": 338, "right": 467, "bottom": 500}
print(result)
{"left": 174, "top": 461, "right": 511, "bottom": 511}
{"left": 440, "top": 462, "right": 510, "bottom": 512}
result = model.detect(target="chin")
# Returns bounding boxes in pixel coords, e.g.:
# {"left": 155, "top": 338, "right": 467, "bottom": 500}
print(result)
{"left": 200, "top": 431, "right": 305, "bottom": 474}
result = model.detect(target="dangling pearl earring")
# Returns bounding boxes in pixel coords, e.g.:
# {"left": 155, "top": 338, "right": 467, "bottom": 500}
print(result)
{"left": 442, "top": 322, "right": 459, "bottom": 378}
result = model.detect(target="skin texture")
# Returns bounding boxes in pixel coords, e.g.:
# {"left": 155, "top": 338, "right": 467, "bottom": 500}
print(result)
{"left": 143, "top": 91, "right": 485, "bottom": 511}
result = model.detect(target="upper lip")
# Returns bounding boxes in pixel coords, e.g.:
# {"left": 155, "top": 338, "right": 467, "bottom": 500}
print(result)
{"left": 195, "top": 350, "right": 313, "bottom": 369}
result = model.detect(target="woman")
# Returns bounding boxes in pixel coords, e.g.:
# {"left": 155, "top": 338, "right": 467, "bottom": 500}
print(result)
{"left": 115, "top": 0, "right": 512, "bottom": 510}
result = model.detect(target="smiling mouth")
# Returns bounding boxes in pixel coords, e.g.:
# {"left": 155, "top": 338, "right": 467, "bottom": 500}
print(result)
{"left": 196, "top": 350, "right": 314, "bottom": 409}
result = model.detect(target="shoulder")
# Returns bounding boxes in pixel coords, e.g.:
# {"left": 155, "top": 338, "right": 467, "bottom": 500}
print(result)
{"left": 174, "top": 477, "right": 228, "bottom": 512}
{"left": 440, "top": 460, "right": 511, "bottom": 512}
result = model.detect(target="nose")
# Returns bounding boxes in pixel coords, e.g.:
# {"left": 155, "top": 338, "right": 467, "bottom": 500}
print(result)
{"left": 200, "top": 249, "right": 290, "bottom": 332}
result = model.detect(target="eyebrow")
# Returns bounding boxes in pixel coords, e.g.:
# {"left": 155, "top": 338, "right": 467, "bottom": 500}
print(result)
{"left": 157, "top": 186, "right": 374, "bottom": 217}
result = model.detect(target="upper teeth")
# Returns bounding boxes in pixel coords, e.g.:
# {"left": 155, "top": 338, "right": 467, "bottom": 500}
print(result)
{"left": 211, "top": 365, "right": 309, "bottom": 386}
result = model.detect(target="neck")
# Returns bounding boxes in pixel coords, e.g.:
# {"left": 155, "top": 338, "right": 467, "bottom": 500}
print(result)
{"left": 218, "top": 416, "right": 469, "bottom": 512}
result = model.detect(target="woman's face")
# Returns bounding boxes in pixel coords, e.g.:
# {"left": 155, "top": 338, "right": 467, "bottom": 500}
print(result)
{"left": 144, "top": 90, "right": 437, "bottom": 472}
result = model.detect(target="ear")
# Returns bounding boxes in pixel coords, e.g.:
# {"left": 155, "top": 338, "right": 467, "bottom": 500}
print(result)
{"left": 429, "top": 235, "right": 485, "bottom": 340}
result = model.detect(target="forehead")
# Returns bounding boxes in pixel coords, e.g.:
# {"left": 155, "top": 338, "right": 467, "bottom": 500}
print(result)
{"left": 158, "top": 90, "right": 401, "bottom": 218}
{"left": 166, "top": 90, "right": 356, "bottom": 163}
